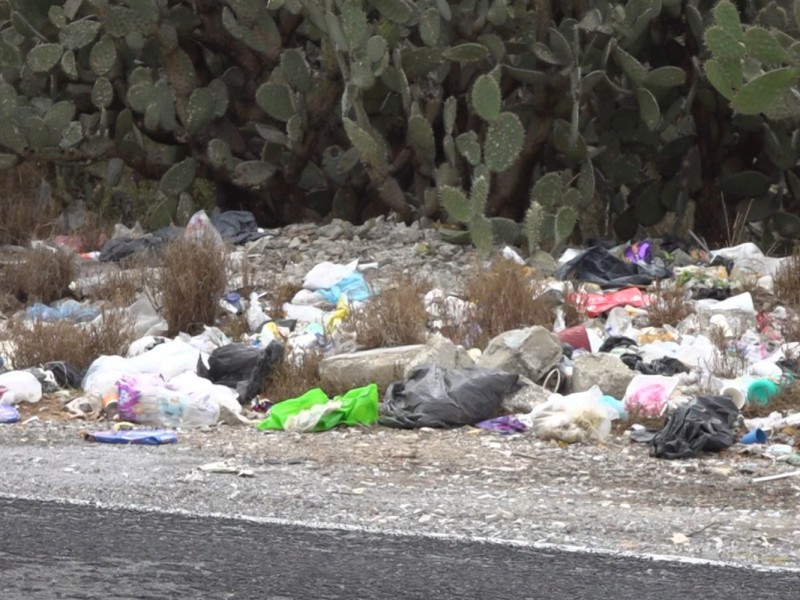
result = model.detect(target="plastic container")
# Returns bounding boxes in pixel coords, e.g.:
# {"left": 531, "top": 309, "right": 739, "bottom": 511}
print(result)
{"left": 747, "top": 378, "right": 780, "bottom": 407}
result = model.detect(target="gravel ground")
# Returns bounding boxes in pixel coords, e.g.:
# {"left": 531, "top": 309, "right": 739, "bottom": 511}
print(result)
{"left": 2, "top": 407, "right": 799, "bottom": 571}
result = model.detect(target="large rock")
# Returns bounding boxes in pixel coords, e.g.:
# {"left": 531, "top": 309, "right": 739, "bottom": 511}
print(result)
{"left": 402, "top": 333, "right": 474, "bottom": 379}
{"left": 477, "top": 326, "right": 562, "bottom": 382}
{"left": 571, "top": 353, "right": 635, "bottom": 399}
{"left": 319, "top": 344, "right": 426, "bottom": 392}
{"left": 501, "top": 375, "right": 552, "bottom": 414}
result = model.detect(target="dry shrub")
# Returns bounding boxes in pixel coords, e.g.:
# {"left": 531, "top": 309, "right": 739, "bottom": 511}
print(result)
{"left": 6, "top": 308, "right": 135, "bottom": 371}
{"left": 0, "top": 245, "right": 77, "bottom": 304}
{"left": 265, "top": 281, "right": 302, "bottom": 318}
{"left": 265, "top": 349, "right": 325, "bottom": 402}
{"left": 612, "top": 405, "right": 665, "bottom": 435}
{"left": 460, "top": 257, "right": 557, "bottom": 350}
{"left": 562, "top": 282, "right": 588, "bottom": 328}
{"left": 0, "top": 164, "right": 57, "bottom": 245}
{"left": 647, "top": 280, "right": 692, "bottom": 327}
{"left": 218, "top": 312, "right": 249, "bottom": 341}
{"left": 347, "top": 274, "right": 431, "bottom": 349}
{"left": 151, "top": 231, "right": 230, "bottom": 336}
{"left": 84, "top": 267, "right": 142, "bottom": 307}
{"left": 773, "top": 246, "right": 800, "bottom": 310}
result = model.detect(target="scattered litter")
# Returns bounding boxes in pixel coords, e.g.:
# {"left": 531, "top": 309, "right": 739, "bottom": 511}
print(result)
{"left": 525, "top": 386, "right": 617, "bottom": 444}
{"left": 475, "top": 415, "right": 528, "bottom": 434}
{"left": 84, "top": 430, "right": 178, "bottom": 445}
{"left": 752, "top": 470, "right": 800, "bottom": 483}
{"left": 197, "top": 461, "right": 255, "bottom": 477}
{"left": 650, "top": 396, "right": 738, "bottom": 460}
{"left": 257, "top": 384, "right": 379, "bottom": 432}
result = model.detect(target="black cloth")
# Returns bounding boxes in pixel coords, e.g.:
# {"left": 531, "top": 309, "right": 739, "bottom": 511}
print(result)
{"left": 599, "top": 336, "right": 638, "bottom": 353}
{"left": 210, "top": 211, "right": 267, "bottom": 245}
{"left": 99, "top": 226, "right": 181, "bottom": 262}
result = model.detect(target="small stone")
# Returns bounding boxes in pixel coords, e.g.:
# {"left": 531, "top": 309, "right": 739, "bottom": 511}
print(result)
{"left": 418, "top": 514, "right": 433, "bottom": 523}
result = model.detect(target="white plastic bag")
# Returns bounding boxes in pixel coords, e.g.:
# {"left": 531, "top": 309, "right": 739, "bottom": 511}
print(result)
{"left": 302, "top": 260, "right": 358, "bottom": 291}
{"left": 0, "top": 371, "right": 43, "bottom": 404}
{"left": 524, "top": 386, "right": 615, "bottom": 444}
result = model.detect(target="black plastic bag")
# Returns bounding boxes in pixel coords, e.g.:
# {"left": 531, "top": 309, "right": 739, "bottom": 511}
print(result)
{"left": 41, "top": 361, "right": 84, "bottom": 388}
{"left": 210, "top": 211, "right": 267, "bottom": 245}
{"left": 99, "top": 227, "right": 181, "bottom": 262}
{"left": 620, "top": 354, "right": 691, "bottom": 376}
{"left": 599, "top": 336, "right": 638, "bottom": 353}
{"left": 380, "top": 366, "right": 519, "bottom": 429}
{"left": 556, "top": 246, "right": 670, "bottom": 288}
{"left": 650, "top": 396, "right": 738, "bottom": 459}
{"left": 197, "top": 341, "right": 284, "bottom": 404}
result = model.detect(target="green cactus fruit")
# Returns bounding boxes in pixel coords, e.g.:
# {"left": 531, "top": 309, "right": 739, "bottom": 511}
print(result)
{"left": 89, "top": 34, "right": 117, "bottom": 76}
{"left": 350, "top": 59, "right": 376, "bottom": 90}
{"left": 59, "top": 20, "right": 101, "bottom": 50}
{"left": 443, "top": 43, "right": 490, "bottom": 63}
{"left": 207, "top": 79, "right": 229, "bottom": 117}
{"left": 368, "top": 0, "right": 414, "bottom": 25}
{"left": 440, "top": 185, "right": 471, "bottom": 222}
{"left": 744, "top": 27, "right": 790, "bottom": 65}
{"left": 491, "top": 217, "right": 522, "bottom": 246}
{"left": 645, "top": 66, "right": 685, "bottom": 87}
{"left": 281, "top": 49, "right": 312, "bottom": 92}
{"left": 713, "top": 0, "right": 744, "bottom": 41}
{"left": 256, "top": 82, "right": 296, "bottom": 122}
{"left": 731, "top": 67, "right": 798, "bottom": 115}
{"left": 367, "top": 36, "right": 388, "bottom": 64}
{"left": 420, "top": 8, "right": 440, "bottom": 46}
{"left": 343, "top": 117, "right": 386, "bottom": 170}
{"left": 455, "top": 132, "right": 482, "bottom": 166}
{"left": 49, "top": 6, "right": 66, "bottom": 28}
{"left": 185, "top": 88, "right": 215, "bottom": 134}
{"left": 232, "top": 160, "right": 276, "bottom": 188}
{"left": 613, "top": 46, "right": 648, "bottom": 86}
{"left": 59, "top": 121, "right": 83, "bottom": 149}
{"left": 471, "top": 74, "right": 501, "bottom": 123}
{"left": 91, "top": 77, "right": 114, "bottom": 109}
{"left": 24, "top": 116, "right": 49, "bottom": 150}
{"left": 554, "top": 205, "right": 577, "bottom": 244}
{"left": 470, "top": 214, "right": 493, "bottom": 257}
{"left": 484, "top": 111, "right": 524, "bottom": 173}
{"left": 44, "top": 101, "right": 76, "bottom": 133}
{"left": 471, "top": 174, "right": 490, "bottom": 216}
{"left": 578, "top": 161, "right": 595, "bottom": 205}
{"left": 0, "top": 82, "right": 16, "bottom": 118}
{"left": 60, "top": 49, "right": 77, "bottom": 79}
{"left": 704, "top": 26, "right": 745, "bottom": 60}
{"left": 637, "top": 87, "right": 660, "bottom": 130}
{"left": 26, "top": 43, "right": 64, "bottom": 74}
{"left": 524, "top": 202, "right": 545, "bottom": 251}
{"left": 407, "top": 114, "right": 436, "bottom": 163}
{"left": 444, "top": 96, "right": 457, "bottom": 135}
{"left": 159, "top": 157, "right": 196, "bottom": 195}
{"left": 704, "top": 58, "right": 735, "bottom": 99}
{"left": 208, "top": 138, "right": 236, "bottom": 170}
{"left": 530, "top": 172, "right": 563, "bottom": 211}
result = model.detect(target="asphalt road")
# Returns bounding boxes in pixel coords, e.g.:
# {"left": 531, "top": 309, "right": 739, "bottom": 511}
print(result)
{"left": 1, "top": 497, "right": 797, "bottom": 600}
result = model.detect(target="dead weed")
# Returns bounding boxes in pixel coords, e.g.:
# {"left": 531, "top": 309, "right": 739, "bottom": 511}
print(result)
{"left": 265, "top": 349, "right": 325, "bottom": 403}
{"left": 0, "top": 164, "right": 57, "bottom": 245}
{"left": 647, "top": 280, "right": 692, "bottom": 327}
{"left": 773, "top": 246, "right": 800, "bottom": 310}
{"left": 0, "top": 245, "right": 77, "bottom": 304}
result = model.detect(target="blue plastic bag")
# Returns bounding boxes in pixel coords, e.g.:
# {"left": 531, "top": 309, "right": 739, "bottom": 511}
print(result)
{"left": 84, "top": 430, "right": 178, "bottom": 445}
{"left": 317, "top": 272, "right": 370, "bottom": 304}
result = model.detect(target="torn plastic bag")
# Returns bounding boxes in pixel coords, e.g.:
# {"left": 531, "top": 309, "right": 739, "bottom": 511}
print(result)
{"left": 197, "top": 340, "right": 284, "bottom": 404}
{"left": 573, "top": 287, "right": 652, "bottom": 317}
{"left": 41, "top": 361, "right": 84, "bottom": 388}
{"left": 209, "top": 210, "right": 266, "bottom": 245}
{"left": 650, "top": 396, "right": 738, "bottom": 459}
{"left": 557, "top": 246, "right": 670, "bottom": 288}
{"left": 380, "top": 366, "right": 519, "bottom": 429}
{"left": 256, "top": 384, "right": 378, "bottom": 432}
{"left": 317, "top": 272, "right": 370, "bottom": 303}
{"left": 620, "top": 354, "right": 690, "bottom": 376}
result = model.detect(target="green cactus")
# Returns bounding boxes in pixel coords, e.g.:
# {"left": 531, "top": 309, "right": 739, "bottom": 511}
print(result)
{"left": 256, "top": 82, "right": 296, "bottom": 122}
{"left": 159, "top": 157, "right": 196, "bottom": 196}
{"left": 471, "top": 74, "right": 501, "bottom": 123}
{"left": 186, "top": 88, "right": 215, "bottom": 134}
{"left": 484, "top": 112, "right": 524, "bottom": 172}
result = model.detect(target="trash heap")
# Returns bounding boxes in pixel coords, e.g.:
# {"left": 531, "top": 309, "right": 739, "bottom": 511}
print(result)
{"left": 1, "top": 213, "right": 799, "bottom": 472}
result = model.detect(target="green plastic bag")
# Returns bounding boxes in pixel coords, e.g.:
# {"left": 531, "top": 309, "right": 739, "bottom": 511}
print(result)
{"left": 256, "top": 384, "right": 379, "bottom": 432}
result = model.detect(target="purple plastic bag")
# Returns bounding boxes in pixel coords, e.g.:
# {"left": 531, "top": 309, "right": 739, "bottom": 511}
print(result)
{"left": 0, "top": 404, "right": 20, "bottom": 424}
{"left": 84, "top": 430, "right": 178, "bottom": 445}
{"left": 476, "top": 415, "right": 527, "bottom": 434}
{"left": 624, "top": 241, "right": 652, "bottom": 265}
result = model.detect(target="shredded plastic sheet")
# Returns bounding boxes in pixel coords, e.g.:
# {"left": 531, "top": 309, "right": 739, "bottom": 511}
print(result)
{"left": 84, "top": 430, "right": 178, "bottom": 445}
{"left": 257, "top": 384, "right": 379, "bottom": 432}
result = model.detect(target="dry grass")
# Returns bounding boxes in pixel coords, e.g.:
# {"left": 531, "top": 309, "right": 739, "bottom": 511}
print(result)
{"left": 647, "top": 280, "right": 692, "bottom": 327}
{"left": 6, "top": 308, "right": 136, "bottom": 371}
{"left": 0, "top": 164, "right": 57, "bottom": 245}
{"left": 456, "top": 257, "right": 558, "bottom": 350}
{"left": 84, "top": 267, "right": 143, "bottom": 307}
{"left": 265, "top": 281, "right": 302, "bottom": 319}
{"left": 0, "top": 245, "right": 77, "bottom": 304}
{"left": 740, "top": 378, "right": 800, "bottom": 420}
{"left": 346, "top": 274, "right": 431, "bottom": 349}
{"left": 773, "top": 246, "right": 800, "bottom": 310}
{"left": 217, "top": 312, "right": 250, "bottom": 341}
{"left": 612, "top": 405, "right": 665, "bottom": 434}
{"left": 150, "top": 230, "right": 230, "bottom": 336}
{"left": 706, "top": 324, "right": 748, "bottom": 379}
{"left": 562, "top": 282, "right": 588, "bottom": 328}
{"left": 264, "top": 349, "right": 325, "bottom": 402}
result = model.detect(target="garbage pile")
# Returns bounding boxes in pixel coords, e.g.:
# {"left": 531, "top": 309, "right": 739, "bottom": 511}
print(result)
{"left": 1, "top": 213, "right": 799, "bottom": 470}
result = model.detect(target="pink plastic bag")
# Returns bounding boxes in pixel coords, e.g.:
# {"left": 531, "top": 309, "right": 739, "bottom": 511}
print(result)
{"left": 570, "top": 287, "right": 651, "bottom": 318}
{"left": 625, "top": 384, "right": 668, "bottom": 416}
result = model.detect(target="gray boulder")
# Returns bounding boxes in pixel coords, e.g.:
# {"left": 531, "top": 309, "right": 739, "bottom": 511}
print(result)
{"left": 477, "top": 326, "right": 562, "bottom": 382}
{"left": 570, "top": 353, "right": 635, "bottom": 399}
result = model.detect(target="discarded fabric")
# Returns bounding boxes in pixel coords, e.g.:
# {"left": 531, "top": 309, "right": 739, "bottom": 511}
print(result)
{"left": 84, "top": 430, "right": 178, "bottom": 445}
{"left": 650, "top": 396, "right": 738, "bottom": 459}
{"left": 209, "top": 210, "right": 267, "bottom": 245}
{"left": 381, "top": 366, "right": 518, "bottom": 429}
{"left": 556, "top": 246, "right": 669, "bottom": 288}
{"left": 256, "top": 384, "right": 378, "bottom": 432}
